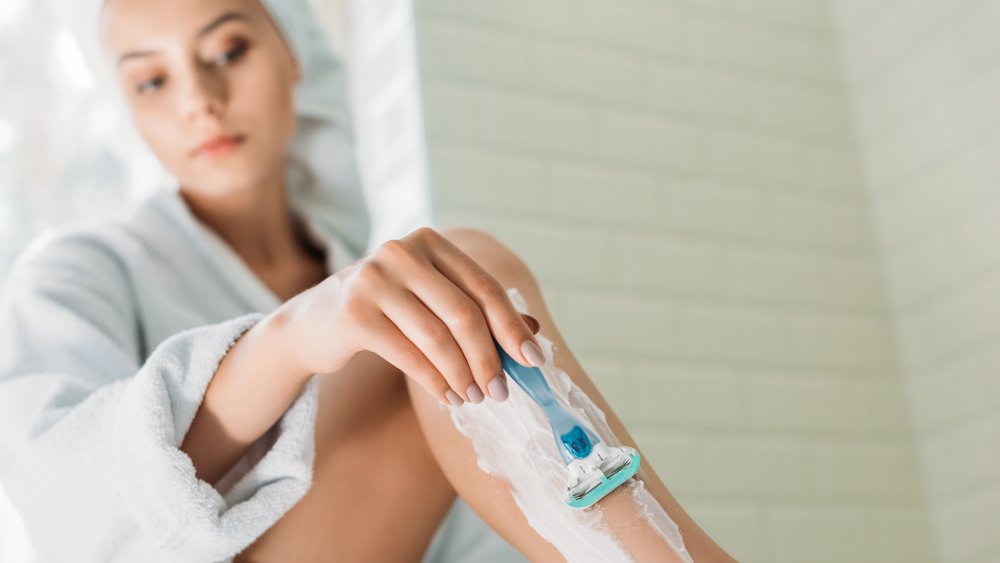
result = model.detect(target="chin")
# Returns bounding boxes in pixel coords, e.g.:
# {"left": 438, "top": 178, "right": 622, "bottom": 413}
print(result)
{"left": 193, "top": 181, "right": 260, "bottom": 201}
{"left": 182, "top": 159, "right": 282, "bottom": 201}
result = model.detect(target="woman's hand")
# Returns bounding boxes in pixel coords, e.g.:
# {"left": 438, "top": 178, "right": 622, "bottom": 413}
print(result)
{"left": 277, "top": 227, "right": 544, "bottom": 406}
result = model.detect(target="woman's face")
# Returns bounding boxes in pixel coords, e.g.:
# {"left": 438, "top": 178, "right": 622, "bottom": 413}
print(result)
{"left": 101, "top": 0, "right": 301, "bottom": 200}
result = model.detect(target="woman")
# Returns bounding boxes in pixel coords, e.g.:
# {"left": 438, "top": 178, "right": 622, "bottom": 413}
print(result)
{"left": 0, "top": 0, "right": 736, "bottom": 561}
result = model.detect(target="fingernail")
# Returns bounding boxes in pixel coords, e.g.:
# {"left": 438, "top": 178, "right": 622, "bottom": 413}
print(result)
{"left": 521, "top": 340, "right": 545, "bottom": 367}
{"left": 488, "top": 376, "right": 509, "bottom": 402}
{"left": 521, "top": 314, "right": 540, "bottom": 334}
{"left": 466, "top": 383, "right": 485, "bottom": 404}
{"left": 445, "top": 389, "right": 464, "bottom": 407}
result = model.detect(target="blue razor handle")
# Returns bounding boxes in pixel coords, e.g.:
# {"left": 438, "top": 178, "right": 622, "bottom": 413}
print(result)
{"left": 493, "top": 337, "right": 601, "bottom": 464}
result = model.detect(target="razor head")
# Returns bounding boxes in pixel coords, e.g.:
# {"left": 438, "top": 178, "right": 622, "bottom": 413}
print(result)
{"left": 565, "top": 445, "right": 641, "bottom": 509}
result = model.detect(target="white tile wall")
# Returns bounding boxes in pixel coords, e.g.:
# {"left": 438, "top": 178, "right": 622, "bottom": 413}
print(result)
{"left": 830, "top": 0, "right": 1000, "bottom": 561}
{"left": 414, "top": 1, "right": 930, "bottom": 561}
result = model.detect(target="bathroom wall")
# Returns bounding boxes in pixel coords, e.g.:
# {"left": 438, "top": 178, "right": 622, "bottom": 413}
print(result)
{"left": 830, "top": 1, "right": 1000, "bottom": 562}
{"left": 412, "top": 1, "right": 930, "bottom": 561}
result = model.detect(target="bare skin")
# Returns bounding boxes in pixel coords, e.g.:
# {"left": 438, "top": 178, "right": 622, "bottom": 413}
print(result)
{"left": 403, "top": 230, "right": 735, "bottom": 562}
{"left": 100, "top": 0, "right": 737, "bottom": 560}
{"left": 236, "top": 229, "right": 736, "bottom": 563}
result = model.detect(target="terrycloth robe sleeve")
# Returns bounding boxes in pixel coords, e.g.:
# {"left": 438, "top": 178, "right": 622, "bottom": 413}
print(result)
{"left": 0, "top": 232, "right": 320, "bottom": 562}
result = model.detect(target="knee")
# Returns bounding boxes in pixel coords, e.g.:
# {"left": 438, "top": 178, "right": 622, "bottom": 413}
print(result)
{"left": 437, "top": 227, "right": 538, "bottom": 288}
{"left": 437, "top": 226, "right": 502, "bottom": 256}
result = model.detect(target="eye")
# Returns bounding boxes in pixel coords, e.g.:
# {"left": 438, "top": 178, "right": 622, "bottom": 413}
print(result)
{"left": 213, "top": 41, "right": 248, "bottom": 66}
{"left": 137, "top": 76, "right": 166, "bottom": 94}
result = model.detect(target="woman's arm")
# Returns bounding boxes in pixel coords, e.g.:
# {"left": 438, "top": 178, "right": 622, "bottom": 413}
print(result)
{"left": 183, "top": 226, "right": 546, "bottom": 487}
{"left": 0, "top": 233, "right": 321, "bottom": 561}
{"left": 179, "top": 309, "right": 313, "bottom": 486}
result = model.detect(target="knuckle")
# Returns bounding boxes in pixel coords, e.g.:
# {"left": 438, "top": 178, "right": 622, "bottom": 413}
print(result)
{"left": 423, "top": 321, "right": 452, "bottom": 349}
{"left": 409, "top": 226, "right": 440, "bottom": 245}
{"left": 379, "top": 238, "right": 425, "bottom": 268}
{"left": 422, "top": 226, "right": 443, "bottom": 240}
{"left": 354, "top": 260, "right": 387, "bottom": 286}
{"left": 448, "top": 304, "right": 482, "bottom": 329}
{"left": 473, "top": 274, "right": 506, "bottom": 301}
{"left": 376, "top": 239, "right": 408, "bottom": 260}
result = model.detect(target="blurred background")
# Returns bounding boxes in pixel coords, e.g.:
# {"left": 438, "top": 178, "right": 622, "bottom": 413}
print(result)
{"left": 2, "top": 0, "right": 999, "bottom": 562}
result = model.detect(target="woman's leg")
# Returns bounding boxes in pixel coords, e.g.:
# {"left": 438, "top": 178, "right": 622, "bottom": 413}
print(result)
{"left": 403, "top": 228, "right": 736, "bottom": 562}
{"left": 235, "top": 349, "right": 456, "bottom": 562}
{"left": 238, "top": 227, "right": 735, "bottom": 562}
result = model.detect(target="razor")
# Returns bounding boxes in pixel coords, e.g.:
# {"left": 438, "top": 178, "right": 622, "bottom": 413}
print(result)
{"left": 493, "top": 337, "right": 641, "bottom": 509}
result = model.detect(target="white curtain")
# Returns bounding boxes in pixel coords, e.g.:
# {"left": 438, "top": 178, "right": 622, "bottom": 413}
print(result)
{"left": 0, "top": 0, "right": 168, "bottom": 290}
{"left": 0, "top": 0, "right": 430, "bottom": 560}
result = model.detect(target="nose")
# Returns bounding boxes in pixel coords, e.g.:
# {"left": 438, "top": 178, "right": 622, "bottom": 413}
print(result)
{"left": 181, "top": 65, "right": 226, "bottom": 123}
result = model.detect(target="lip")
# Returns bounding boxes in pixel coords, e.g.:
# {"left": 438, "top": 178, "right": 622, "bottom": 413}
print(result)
{"left": 193, "top": 133, "right": 246, "bottom": 159}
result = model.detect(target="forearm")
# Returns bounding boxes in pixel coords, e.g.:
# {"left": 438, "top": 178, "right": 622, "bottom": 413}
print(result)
{"left": 180, "top": 309, "right": 313, "bottom": 486}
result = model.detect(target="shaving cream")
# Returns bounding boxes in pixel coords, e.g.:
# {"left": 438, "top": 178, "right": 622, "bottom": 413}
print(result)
{"left": 447, "top": 287, "right": 692, "bottom": 562}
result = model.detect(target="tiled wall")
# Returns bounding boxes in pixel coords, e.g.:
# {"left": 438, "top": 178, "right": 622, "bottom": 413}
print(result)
{"left": 831, "top": 1, "right": 1000, "bottom": 562}
{"left": 412, "top": 1, "right": 930, "bottom": 561}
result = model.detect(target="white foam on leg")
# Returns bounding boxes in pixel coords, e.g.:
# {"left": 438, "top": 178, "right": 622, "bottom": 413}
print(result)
{"left": 447, "top": 288, "right": 692, "bottom": 563}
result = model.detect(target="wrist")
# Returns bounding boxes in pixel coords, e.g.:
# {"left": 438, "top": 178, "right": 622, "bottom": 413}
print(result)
{"left": 260, "top": 301, "right": 315, "bottom": 386}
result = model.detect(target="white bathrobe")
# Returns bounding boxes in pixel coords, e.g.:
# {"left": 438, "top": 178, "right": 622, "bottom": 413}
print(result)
{"left": 0, "top": 184, "right": 526, "bottom": 562}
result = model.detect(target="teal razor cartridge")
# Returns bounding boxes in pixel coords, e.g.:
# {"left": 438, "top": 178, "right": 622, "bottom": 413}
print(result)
{"left": 493, "top": 337, "right": 641, "bottom": 509}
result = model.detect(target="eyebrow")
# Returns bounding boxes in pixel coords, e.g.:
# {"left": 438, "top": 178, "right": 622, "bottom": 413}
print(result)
{"left": 117, "top": 11, "right": 249, "bottom": 66}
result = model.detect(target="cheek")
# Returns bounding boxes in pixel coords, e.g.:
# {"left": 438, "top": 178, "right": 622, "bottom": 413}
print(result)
{"left": 232, "top": 59, "right": 298, "bottom": 139}
{"left": 133, "top": 108, "right": 189, "bottom": 167}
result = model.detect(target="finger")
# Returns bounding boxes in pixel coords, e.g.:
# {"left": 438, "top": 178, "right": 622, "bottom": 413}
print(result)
{"left": 522, "top": 313, "right": 540, "bottom": 334}
{"left": 363, "top": 311, "right": 459, "bottom": 406}
{"left": 402, "top": 265, "right": 507, "bottom": 402}
{"left": 378, "top": 284, "right": 480, "bottom": 404}
{"left": 425, "top": 234, "right": 543, "bottom": 369}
